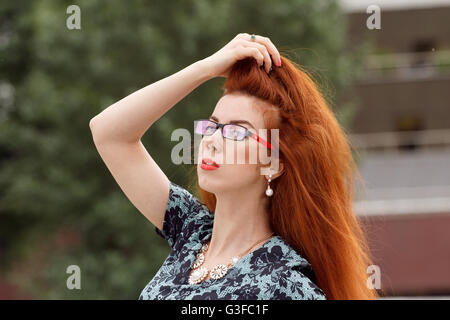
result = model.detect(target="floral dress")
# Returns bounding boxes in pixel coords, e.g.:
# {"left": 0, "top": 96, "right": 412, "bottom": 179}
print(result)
{"left": 139, "top": 181, "right": 326, "bottom": 300}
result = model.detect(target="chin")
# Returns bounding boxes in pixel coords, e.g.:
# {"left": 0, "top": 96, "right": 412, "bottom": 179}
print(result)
{"left": 197, "top": 175, "right": 222, "bottom": 194}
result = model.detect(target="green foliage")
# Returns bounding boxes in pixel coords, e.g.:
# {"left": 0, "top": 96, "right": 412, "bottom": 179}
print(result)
{"left": 0, "top": 0, "right": 362, "bottom": 298}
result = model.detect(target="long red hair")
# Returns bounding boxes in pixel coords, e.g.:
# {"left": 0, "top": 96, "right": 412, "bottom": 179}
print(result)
{"left": 192, "top": 56, "right": 379, "bottom": 300}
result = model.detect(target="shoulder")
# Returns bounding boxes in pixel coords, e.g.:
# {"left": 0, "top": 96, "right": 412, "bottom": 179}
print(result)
{"left": 272, "top": 268, "right": 327, "bottom": 300}
{"left": 155, "top": 181, "right": 213, "bottom": 250}
{"left": 168, "top": 181, "right": 213, "bottom": 225}
{"left": 253, "top": 236, "right": 327, "bottom": 300}
{"left": 168, "top": 181, "right": 211, "bottom": 215}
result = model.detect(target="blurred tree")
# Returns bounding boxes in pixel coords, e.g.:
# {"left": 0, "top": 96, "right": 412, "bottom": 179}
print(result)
{"left": 0, "top": 0, "right": 365, "bottom": 298}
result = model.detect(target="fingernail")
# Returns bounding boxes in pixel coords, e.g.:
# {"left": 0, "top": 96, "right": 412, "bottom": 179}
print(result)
{"left": 278, "top": 59, "right": 282, "bottom": 67}
{"left": 260, "top": 62, "right": 264, "bottom": 68}
{"left": 267, "top": 66, "right": 272, "bottom": 76}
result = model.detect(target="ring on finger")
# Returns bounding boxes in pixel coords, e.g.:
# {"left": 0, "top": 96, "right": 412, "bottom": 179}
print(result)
{"left": 250, "top": 34, "right": 256, "bottom": 41}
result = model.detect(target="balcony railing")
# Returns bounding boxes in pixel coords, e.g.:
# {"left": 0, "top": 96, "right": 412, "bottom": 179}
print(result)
{"left": 362, "top": 50, "right": 450, "bottom": 80}
{"left": 348, "top": 129, "right": 450, "bottom": 152}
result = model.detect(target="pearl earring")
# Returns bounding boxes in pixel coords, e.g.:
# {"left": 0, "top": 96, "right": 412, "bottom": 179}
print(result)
{"left": 266, "top": 174, "right": 273, "bottom": 197}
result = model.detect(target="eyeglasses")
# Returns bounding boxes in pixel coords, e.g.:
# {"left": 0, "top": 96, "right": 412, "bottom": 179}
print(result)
{"left": 194, "top": 119, "right": 273, "bottom": 150}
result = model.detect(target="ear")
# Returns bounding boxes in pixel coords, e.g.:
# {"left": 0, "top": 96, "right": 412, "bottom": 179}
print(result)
{"left": 264, "top": 161, "right": 284, "bottom": 181}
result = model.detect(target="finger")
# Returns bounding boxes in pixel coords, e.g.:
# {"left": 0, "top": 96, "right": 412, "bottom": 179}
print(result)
{"left": 253, "top": 35, "right": 281, "bottom": 67}
{"left": 235, "top": 45, "right": 264, "bottom": 67}
{"left": 236, "top": 32, "right": 251, "bottom": 40}
{"left": 238, "top": 41, "right": 272, "bottom": 73}
{"left": 235, "top": 39, "right": 271, "bottom": 72}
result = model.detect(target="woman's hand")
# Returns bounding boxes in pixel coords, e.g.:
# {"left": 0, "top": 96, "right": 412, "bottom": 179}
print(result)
{"left": 201, "top": 33, "right": 282, "bottom": 78}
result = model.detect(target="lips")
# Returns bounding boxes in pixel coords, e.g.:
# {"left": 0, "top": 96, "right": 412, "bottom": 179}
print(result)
{"left": 202, "top": 158, "right": 219, "bottom": 167}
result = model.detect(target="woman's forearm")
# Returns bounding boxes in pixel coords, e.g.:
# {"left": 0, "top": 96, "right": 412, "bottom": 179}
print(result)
{"left": 89, "top": 59, "right": 213, "bottom": 144}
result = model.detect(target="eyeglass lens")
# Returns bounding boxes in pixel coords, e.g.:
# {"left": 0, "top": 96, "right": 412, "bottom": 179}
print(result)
{"left": 195, "top": 120, "right": 246, "bottom": 141}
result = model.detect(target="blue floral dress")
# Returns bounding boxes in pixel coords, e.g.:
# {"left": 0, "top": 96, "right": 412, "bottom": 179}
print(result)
{"left": 139, "top": 181, "right": 326, "bottom": 300}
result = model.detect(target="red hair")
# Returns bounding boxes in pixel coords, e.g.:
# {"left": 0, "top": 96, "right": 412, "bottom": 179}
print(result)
{"left": 193, "top": 56, "right": 379, "bottom": 300}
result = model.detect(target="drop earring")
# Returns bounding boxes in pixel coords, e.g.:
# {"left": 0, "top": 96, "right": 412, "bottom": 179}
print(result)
{"left": 266, "top": 174, "right": 273, "bottom": 197}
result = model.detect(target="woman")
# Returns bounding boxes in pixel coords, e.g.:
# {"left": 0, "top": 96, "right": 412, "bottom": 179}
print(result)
{"left": 90, "top": 33, "right": 378, "bottom": 300}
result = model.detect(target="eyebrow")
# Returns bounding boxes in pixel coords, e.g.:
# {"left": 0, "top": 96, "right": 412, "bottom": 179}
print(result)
{"left": 209, "top": 115, "right": 256, "bottom": 130}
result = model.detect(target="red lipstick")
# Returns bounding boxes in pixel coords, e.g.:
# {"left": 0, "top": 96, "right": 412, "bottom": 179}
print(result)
{"left": 201, "top": 158, "right": 219, "bottom": 170}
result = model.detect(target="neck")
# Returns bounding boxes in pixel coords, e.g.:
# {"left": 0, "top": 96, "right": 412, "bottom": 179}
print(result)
{"left": 206, "top": 184, "right": 274, "bottom": 261}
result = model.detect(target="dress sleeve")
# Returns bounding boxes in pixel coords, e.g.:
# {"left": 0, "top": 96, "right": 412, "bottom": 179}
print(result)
{"left": 154, "top": 180, "right": 212, "bottom": 249}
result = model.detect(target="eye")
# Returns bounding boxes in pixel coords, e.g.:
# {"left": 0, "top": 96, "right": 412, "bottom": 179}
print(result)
{"left": 205, "top": 123, "right": 217, "bottom": 134}
{"left": 230, "top": 128, "right": 239, "bottom": 136}
{"left": 226, "top": 125, "right": 246, "bottom": 140}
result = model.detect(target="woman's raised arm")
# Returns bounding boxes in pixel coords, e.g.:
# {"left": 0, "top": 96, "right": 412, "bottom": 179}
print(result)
{"left": 88, "top": 59, "right": 212, "bottom": 231}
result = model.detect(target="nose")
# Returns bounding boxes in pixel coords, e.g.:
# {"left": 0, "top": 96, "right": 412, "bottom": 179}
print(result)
{"left": 203, "top": 126, "right": 223, "bottom": 152}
